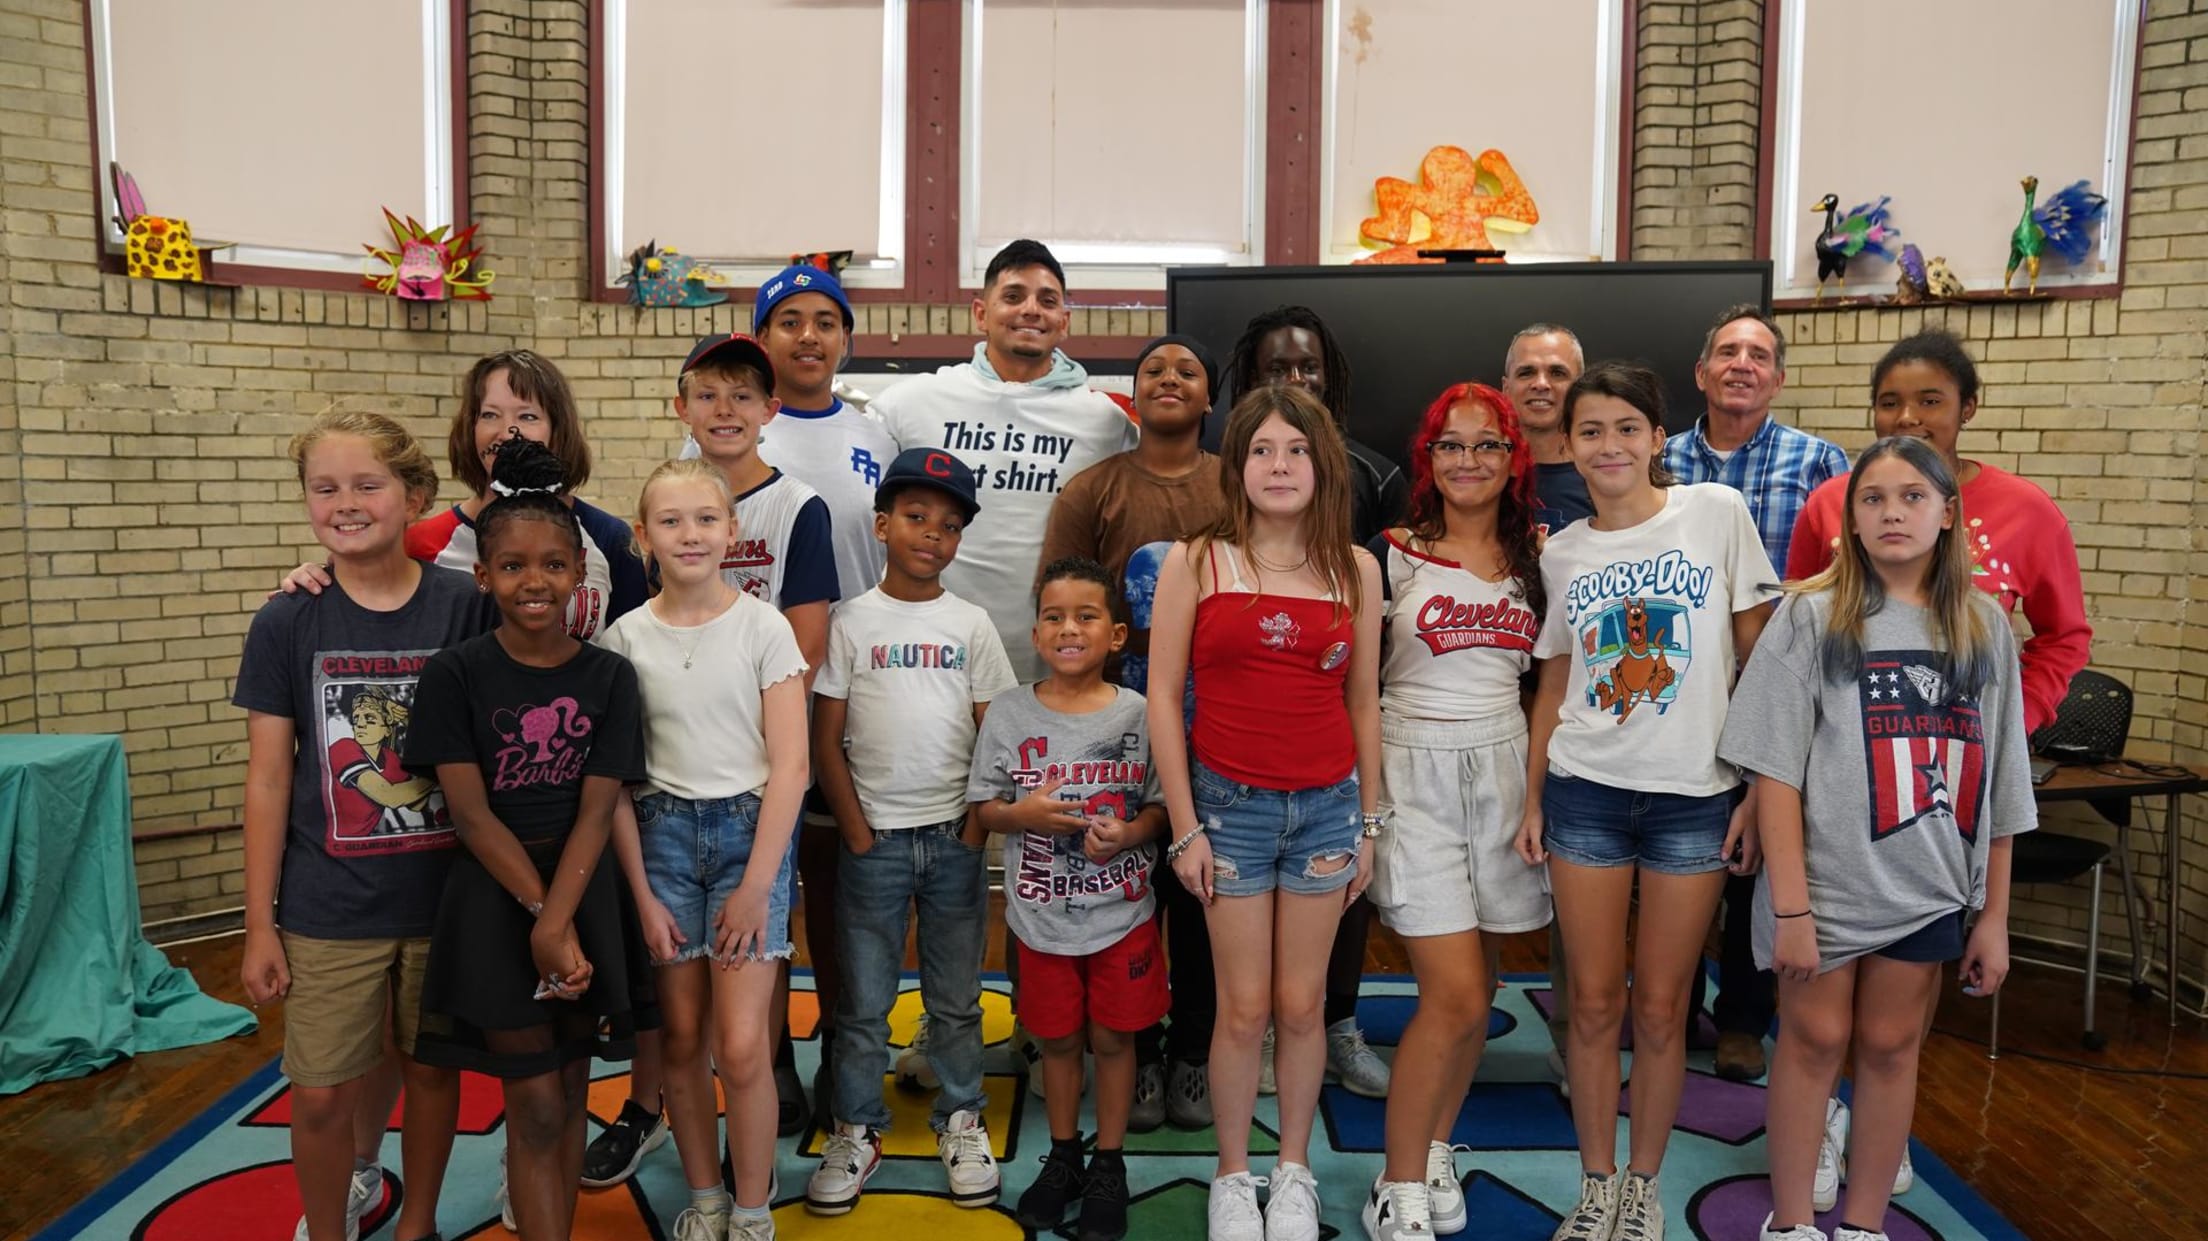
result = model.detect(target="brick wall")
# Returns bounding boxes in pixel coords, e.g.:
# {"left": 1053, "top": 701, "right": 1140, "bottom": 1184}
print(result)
{"left": 4, "top": 0, "right": 2206, "bottom": 993}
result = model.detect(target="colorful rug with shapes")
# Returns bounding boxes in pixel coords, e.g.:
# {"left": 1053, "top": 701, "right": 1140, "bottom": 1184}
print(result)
{"left": 34, "top": 975, "right": 2024, "bottom": 1240}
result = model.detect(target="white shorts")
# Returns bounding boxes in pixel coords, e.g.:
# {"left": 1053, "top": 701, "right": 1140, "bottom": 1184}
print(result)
{"left": 1368, "top": 711, "right": 1552, "bottom": 939}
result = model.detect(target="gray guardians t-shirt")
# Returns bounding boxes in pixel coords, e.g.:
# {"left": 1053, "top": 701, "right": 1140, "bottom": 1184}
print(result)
{"left": 968, "top": 684, "right": 1162, "bottom": 956}
{"left": 1719, "top": 592, "right": 2037, "bottom": 971}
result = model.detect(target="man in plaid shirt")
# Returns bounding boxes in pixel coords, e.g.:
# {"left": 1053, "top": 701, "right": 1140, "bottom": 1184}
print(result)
{"left": 1661, "top": 303, "right": 1848, "bottom": 1084}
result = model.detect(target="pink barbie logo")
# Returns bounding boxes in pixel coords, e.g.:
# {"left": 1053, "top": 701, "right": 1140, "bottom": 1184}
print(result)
{"left": 490, "top": 697, "right": 594, "bottom": 790}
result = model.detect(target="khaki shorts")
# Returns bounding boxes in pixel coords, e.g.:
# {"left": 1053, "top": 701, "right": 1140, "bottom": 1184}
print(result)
{"left": 279, "top": 932, "right": 431, "bottom": 1087}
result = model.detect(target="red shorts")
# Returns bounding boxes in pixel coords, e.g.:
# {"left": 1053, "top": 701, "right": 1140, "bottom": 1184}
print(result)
{"left": 1015, "top": 919, "right": 1171, "bottom": 1041}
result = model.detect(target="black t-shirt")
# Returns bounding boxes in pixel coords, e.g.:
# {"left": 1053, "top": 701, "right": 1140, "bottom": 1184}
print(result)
{"left": 231, "top": 563, "right": 495, "bottom": 939}
{"left": 1534, "top": 460, "right": 1595, "bottom": 535}
{"left": 1345, "top": 435, "right": 1409, "bottom": 548}
{"left": 403, "top": 633, "right": 647, "bottom": 847}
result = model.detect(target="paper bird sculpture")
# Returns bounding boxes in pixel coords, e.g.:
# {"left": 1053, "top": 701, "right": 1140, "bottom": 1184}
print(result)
{"left": 619, "top": 241, "right": 726, "bottom": 307}
{"left": 1811, "top": 193, "right": 1899, "bottom": 301}
{"left": 363, "top": 209, "right": 493, "bottom": 301}
{"left": 1357, "top": 146, "right": 1539, "bottom": 264}
{"left": 2006, "top": 176, "right": 2108, "bottom": 294}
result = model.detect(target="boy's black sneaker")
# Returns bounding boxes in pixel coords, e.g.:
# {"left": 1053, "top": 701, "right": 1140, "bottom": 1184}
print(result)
{"left": 1079, "top": 1150, "right": 1130, "bottom": 1241}
{"left": 1015, "top": 1144, "right": 1087, "bottom": 1230}
{"left": 580, "top": 1099, "right": 668, "bottom": 1188}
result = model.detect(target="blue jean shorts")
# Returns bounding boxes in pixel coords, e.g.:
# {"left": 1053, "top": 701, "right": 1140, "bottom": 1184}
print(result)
{"left": 1191, "top": 757, "right": 1361, "bottom": 898}
{"left": 1540, "top": 769, "right": 1732, "bottom": 876}
{"left": 635, "top": 789, "right": 798, "bottom": 964}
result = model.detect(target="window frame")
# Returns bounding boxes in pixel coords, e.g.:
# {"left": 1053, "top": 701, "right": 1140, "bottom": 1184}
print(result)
{"left": 83, "top": 0, "right": 468, "bottom": 293}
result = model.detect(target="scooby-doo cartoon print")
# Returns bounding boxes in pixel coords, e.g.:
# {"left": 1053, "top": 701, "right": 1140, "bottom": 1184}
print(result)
{"left": 1578, "top": 595, "right": 1691, "bottom": 722}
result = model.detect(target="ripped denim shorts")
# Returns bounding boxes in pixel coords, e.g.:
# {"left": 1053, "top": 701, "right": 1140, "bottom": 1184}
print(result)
{"left": 1189, "top": 757, "right": 1361, "bottom": 899}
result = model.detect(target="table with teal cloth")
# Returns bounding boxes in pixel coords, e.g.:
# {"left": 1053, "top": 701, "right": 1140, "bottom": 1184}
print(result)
{"left": 0, "top": 733, "right": 255, "bottom": 1095}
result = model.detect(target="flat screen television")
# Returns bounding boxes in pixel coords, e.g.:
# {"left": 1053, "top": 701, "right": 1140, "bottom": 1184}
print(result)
{"left": 1166, "top": 261, "right": 1773, "bottom": 468}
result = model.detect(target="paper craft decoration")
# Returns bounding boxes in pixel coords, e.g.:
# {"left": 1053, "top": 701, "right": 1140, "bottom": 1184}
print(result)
{"left": 2006, "top": 176, "right": 2108, "bottom": 295}
{"left": 790, "top": 249, "right": 854, "bottom": 277}
{"left": 1810, "top": 193, "right": 1900, "bottom": 302}
{"left": 111, "top": 162, "right": 224, "bottom": 281}
{"left": 363, "top": 209, "right": 493, "bottom": 301}
{"left": 619, "top": 241, "right": 726, "bottom": 307}
{"left": 1356, "top": 146, "right": 1539, "bottom": 264}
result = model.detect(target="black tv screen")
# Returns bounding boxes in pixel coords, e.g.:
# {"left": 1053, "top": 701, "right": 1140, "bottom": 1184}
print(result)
{"left": 1166, "top": 261, "right": 1772, "bottom": 469}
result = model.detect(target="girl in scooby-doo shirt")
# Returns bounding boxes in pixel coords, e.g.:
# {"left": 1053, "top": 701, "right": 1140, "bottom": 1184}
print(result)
{"left": 1514, "top": 361, "right": 1778, "bottom": 1241}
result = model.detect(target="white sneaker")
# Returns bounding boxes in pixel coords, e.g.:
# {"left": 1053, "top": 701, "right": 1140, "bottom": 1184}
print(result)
{"left": 1363, "top": 1177, "right": 1433, "bottom": 1240}
{"left": 1424, "top": 1141, "right": 1467, "bottom": 1233}
{"left": 1833, "top": 1229, "right": 1891, "bottom": 1241}
{"left": 292, "top": 1163, "right": 379, "bottom": 1241}
{"left": 1759, "top": 1212, "right": 1828, "bottom": 1241}
{"left": 1326, "top": 1018, "right": 1393, "bottom": 1097}
{"left": 498, "top": 1145, "right": 515, "bottom": 1231}
{"left": 1209, "top": 1170, "right": 1267, "bottom": 1241}
{"left": 895, "top": 1013, "right": 940, "bottom": 1091}
{"left": 1550, "top": 1170, "right": 1620, "bottom": 1241}
{"left": 805, "top": 1122, "right": 882, "bottom": 1215}
{"left": 1828, "top": 1100, "right": 1913, "bottom": 1197}
{"left": 1258, "top": 1023, "right": 1278, "bottom": 1095}
{"left": 727, "top": 1209, "right": 777, "bottom": 1241}
{"left": 1814, "top": 1097, "right": 1843, "bottom": 1212}
{"left": 1612, "top": 1171, "right": 1662, "bottom": 1241}
{"left": 938, "top": 1108, "right": 1000, "bottom": 1207}
{"left": 674, "top": 1204, "right": 731, "bottom": 1241}
{"left": 1264, "top": 1160, "right": 1322, "bottom": 1241}
{"left": 1548, "top": 1045, "right": 1571, "bottom": 1098}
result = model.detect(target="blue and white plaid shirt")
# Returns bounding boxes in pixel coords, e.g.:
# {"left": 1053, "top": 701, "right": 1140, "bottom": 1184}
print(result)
{"left": 1661, "top": 414, "right": 1848, "bottom": 574}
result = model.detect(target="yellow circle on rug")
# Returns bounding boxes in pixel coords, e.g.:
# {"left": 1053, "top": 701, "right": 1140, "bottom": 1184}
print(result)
{"left": 886, "top": 985, "right": 1016, "bottom": 1047}
{"left": 768, "top": 1190, "right": 1025, "bottom": 1236}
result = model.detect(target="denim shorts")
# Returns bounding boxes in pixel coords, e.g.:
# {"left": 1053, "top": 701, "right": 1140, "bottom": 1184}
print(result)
{"left": 635, "top": 789, "right": 798, "bottom": 964}
{"left": 1190, "top": 757, "right": 1361, "bottom": 898}
{"left": 1539, "top": 769, "right": 1732, "bottom": 876}
{"left": 1875, "top": 909, "right": 1966, "bottom": 963}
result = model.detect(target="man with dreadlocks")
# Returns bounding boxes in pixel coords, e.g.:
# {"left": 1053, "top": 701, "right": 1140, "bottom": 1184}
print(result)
{"left": 1228, "top": 306, "right": 1407, "bottom": 548}
{"left": 1224, "top": 305, "right": 1399, "bottom": 1103}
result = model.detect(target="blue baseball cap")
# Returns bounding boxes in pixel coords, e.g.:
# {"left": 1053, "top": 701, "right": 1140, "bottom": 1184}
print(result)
{"left": 754, "top": 263, "right": 854, "bottom": 332}
{"left": 875, "top": 447, "right": 980, "bottom": 522}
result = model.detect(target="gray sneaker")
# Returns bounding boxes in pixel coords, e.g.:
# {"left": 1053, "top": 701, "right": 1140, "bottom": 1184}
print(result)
{"left": 1166, "top": 1059, "right": 1212, "bottom": 1129}
{"left": 1129, "top": 1059, "right": 1167, "bottom": 1133}
{"left": 1326, "top": 1018, "right": 1392, "bottom": 1097}
{"left": 1258, "top": 1023, "right": 1277, "bottom": 1095}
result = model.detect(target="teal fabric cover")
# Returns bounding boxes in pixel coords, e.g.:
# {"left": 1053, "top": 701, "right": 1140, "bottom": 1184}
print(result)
{"left": 0, "top": 734, "right": 255, "bottom": 1095}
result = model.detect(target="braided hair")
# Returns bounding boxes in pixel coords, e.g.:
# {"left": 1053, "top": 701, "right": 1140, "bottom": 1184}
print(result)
{"left": 1225, "top": 305, "right": 1353, "bottom": 428}
{"left": 476, "top": 430, "right": 583, "bottom": 559}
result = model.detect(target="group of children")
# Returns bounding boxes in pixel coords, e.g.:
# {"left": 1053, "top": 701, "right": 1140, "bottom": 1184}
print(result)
{"left": 239, "top": 239, "right": 2042, "bottom": 1241}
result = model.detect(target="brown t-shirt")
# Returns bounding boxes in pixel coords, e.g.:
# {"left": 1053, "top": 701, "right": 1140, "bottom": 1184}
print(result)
{"left": 1040, "top": 450, "right": 1227, "bottom": 666}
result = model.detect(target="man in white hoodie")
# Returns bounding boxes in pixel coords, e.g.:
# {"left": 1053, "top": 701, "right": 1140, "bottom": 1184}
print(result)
{"left": 873, "top": 239, "right": 1139, "bottom": 682}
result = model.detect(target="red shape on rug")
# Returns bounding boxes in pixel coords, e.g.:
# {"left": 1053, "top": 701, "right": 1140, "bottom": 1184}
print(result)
{"left": 139, "top": 1161, "right": 395, "bottom": 1241}
{"left": 244, "top": 1072, "right": 508, "bottom": 1135}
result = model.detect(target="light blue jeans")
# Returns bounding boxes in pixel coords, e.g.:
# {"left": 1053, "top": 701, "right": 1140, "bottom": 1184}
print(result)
{"left": 831, "top": 817, "right": 988, "bottom": 1131}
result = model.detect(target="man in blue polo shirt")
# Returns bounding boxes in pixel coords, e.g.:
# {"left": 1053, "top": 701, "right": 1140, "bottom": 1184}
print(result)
{"left": 1662, "top": 303, "right": 1848, "bottom": 1084}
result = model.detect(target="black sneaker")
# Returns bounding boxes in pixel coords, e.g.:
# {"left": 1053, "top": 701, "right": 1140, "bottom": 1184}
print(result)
{"left": 1079, "top": 1151, "right": 1130, "bottom": 1241}
{"left": 580, "top": 1099, "right": 668, "bottom": 1188}
{"left": 771, "top": 1057, "right": 805, "bottom": 1138}
{"left": 1014, "top": 1145, "right": 1087, "bottom": 1230}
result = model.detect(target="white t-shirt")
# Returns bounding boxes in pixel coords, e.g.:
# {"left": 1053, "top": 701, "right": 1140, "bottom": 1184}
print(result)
{"left": 1533, "top": 483, "right": 1779, "bottom": 797}
{"left": 761, "top": 398, "right": 897, "bottom": 598}
{"left": 815, "top": 586, "right": 1019, "bottom": 829}
{"left": 599, "top": 592, "right": 808, "bottom": 801}
{"left": 873, "top": 362, "right": 1138, "bottom": 682}
{"left": 724, "top": 469, "right": 838, "bottom": 609}
{"left": 1377, "top": 532, "right": 1538, "bottom": 722}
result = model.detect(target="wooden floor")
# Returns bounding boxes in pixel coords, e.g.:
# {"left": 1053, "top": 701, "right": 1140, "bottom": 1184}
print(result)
{"left": 5, "top": 900, "right": 2206, "bottom": 1241}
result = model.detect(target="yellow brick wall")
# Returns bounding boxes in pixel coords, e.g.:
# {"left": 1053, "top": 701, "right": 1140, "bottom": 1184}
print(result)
{"left": 4, "top": 0, "right": 2205, "bottom": 996}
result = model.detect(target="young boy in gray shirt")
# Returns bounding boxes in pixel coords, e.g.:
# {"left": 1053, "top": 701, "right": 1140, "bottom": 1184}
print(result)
{"left": 969, "top": 556, "right": 1166, "bottom": 1241}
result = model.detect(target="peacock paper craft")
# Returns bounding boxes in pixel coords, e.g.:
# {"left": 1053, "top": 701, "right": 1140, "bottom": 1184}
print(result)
{"left": 2007, "top": 176, "right": 2108, "bottom": 294}
{"left": 363, "top": 209, "right": 493, "bottom": 301}
{"left": 1811, "top": 193, "right": 1899, "bottom": 301}
{"left": 1356, "top": 146, "right": 1539, "bottom": 264}
{"left": 619, "top": 240, "right": 726, "bottom": 307}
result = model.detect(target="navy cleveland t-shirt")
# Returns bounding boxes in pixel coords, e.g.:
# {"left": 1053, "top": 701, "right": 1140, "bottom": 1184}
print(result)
{"left": 231, "top": 564, "right": 494, "bottom": 939}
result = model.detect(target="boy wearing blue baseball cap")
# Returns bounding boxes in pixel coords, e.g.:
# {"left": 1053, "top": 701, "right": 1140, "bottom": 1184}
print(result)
{"left": 808, "top": 447, "right": 1016, "bottom": 1217}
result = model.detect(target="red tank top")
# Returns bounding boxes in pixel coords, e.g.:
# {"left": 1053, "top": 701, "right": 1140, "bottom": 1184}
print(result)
{"left": 1190, "top": 544, "right": 1356, "bottom": 789}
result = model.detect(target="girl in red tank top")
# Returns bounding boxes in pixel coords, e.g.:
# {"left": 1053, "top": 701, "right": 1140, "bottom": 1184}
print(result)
{"left": 1145, "top": 386, "right": 1383, "bottom": 1238}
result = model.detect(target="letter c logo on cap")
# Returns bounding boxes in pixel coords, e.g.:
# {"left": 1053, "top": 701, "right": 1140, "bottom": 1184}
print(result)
{"left": 924, "top": 451, "right": 955, "bottom": 478}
